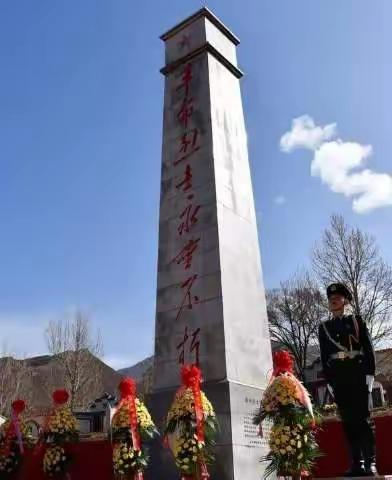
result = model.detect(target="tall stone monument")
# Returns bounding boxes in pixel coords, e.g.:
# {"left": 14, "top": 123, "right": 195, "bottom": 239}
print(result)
{"left": 149, "top": 8, "right": 272, "bottom": 479}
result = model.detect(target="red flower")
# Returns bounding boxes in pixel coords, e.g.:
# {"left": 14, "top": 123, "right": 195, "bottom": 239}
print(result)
{"left": 181, "top": 364, "right": 202, "bottom": 388}
{"left": 273, "top": 350, "right": 294, "bottom": 376}
{"left": 119, "top": 377, "right": 136, "bottom": 399}
{"left": 12, "top": 399, "right": 26, "bottom": 414}
{"left": 52, "top": 389, "right": 69, "bottom": 405}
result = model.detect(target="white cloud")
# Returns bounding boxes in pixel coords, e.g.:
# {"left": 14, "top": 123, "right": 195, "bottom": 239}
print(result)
{"left": 274, "top": 195, "right": 287, "bottom": 205}
{"left": 347, "top": 170, "right": 392, "bottom": 213}
{"left": 280, "top": 115, "right": 337, "bottom": 152}
{"left": 280, "top": 116, "right": 392, "bottom": 213}
{"left": 311, "top": 141, "right": 373, "bottom": 193}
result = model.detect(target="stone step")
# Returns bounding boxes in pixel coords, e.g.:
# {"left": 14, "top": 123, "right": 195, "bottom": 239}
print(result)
{"left": 314, "top": 476, "right": 392, "bottom": 480}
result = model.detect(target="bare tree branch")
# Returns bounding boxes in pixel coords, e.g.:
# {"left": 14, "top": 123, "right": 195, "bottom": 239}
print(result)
{"left": 45, "top": 311, "right": 104, "bottom": 410}
{"left": 312, "top": 214, "right": 392, "bottom": 347}
{"left": 267, "top": 271, "right": 327, "bottom": 381}
{"left": 0, "top": 345, "right": 31, "bottom": 416}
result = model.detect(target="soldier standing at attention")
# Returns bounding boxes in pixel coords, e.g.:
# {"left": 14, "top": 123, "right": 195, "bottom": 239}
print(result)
{"left": 318, "top": 283, "right": 377, "bottom": 477}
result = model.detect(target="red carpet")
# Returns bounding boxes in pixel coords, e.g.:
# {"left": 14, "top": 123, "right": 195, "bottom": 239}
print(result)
{"left": 14, "top": 441, "right": 114, "bottom": 480}
{"left": 12, "top": 415, "right": 392, "bottom": 479}
{"left": 314, "top": 415, "right": 392, "bottom": 477}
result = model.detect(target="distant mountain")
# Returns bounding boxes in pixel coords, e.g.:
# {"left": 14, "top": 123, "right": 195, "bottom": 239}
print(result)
{"left": 116, "top": 342, "right": 321, "bottom": 397}
{"left": 118, "top": 356, "right": 154, "bottom": 382}
{"left": 118, "top": 344, "right": 320, "bottom": 379}
{"left": 0, "top": 352, "right": 122, "bottom": 415}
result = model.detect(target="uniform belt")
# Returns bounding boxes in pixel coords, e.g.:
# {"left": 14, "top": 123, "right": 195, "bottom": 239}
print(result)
{"left": 330, "top": 350, "right": 362, "bottom": 360}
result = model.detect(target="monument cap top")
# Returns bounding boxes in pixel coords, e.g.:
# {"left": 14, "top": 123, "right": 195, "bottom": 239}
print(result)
{"left": 160, "top": 7, "right": 242, "bottom": 78}
{"left": 160, "top": 7, "right": 240, "bottom": 46}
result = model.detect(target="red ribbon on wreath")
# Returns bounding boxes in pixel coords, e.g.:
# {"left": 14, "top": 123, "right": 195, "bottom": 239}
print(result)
{"left": 180, "top": 464, "right": 209, "bottom": 480}
{"left": 199, "top": 462, "right": 210, "bottom": 479}
{"left": 34, "top": 389, "right": 70, "bottom": 459}
{"left": 11, "top": 399, "right": 25, "bottom": 455}
{"left": 181, "top": 365, "right": 210, "bottom": 480}
{"left": 118, "top": 378, "right": 141, "bottom": 450}
{"left": 0, "top": 399, "right": 26, "bottom": 456}
{"left": 45, "top": 389, "right": 69, "bottom": 433}
{"left": 272, "top": 350, "right": 315, "bottom": 425}
{"left": 181, "top": 364, "right": 204, "bottom": 443}
{"left": 117, "top": 377, "right": 143, "bottom": 480}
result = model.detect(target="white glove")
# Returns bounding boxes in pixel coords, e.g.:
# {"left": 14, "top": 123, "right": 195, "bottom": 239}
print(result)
{"left": 366, "top": 375, "right": 374, "bottom": 393}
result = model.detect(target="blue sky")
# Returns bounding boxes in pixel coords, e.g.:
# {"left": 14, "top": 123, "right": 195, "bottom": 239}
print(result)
{"left": 1, "top": 1, "right": 391, "bottom": 369}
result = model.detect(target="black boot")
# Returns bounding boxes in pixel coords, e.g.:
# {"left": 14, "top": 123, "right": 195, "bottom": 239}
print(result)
{"left": 363, "top": 419, "right": 378, "bottom": 476}
{"left": 344, "top": 437, "right": 366, "bottom": 477}
{"left": 364, "top": 458, "right": 378, "bottom": 477}
{"left": 344, "top": 461, "right": 366, "bottom": 477}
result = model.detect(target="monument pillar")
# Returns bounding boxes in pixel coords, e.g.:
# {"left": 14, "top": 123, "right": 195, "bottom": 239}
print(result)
{"left": 149, "top": 8, "right": 272, "bottom": 479}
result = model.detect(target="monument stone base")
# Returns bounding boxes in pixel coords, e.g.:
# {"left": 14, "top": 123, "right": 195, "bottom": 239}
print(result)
{"left": 146, "top": 380, "right": 269, "bottom": 480}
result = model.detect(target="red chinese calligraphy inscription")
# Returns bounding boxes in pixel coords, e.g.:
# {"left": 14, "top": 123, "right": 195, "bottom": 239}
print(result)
{"left": 170, "top": 61, "right": 203, "bottom": 362}
{"left": 175, "top": 274, "right": 199, "bottom": 322}
{"left": 176, "top": 327, "right": 189, "bottom": 365}
{"left": 176, "top": 326, "right": 201, "bottom": 365}
{"left": 176, "top": 164, "right": 193, "bottom": 197}
{"left": 177, "top": 34, "right": 191, "bottom": 53}
{"left": 190, "top": 327, "right": 201, "bottom": 365}
{"left": 177, "top": 97, "right": 194, "bottom": 129}
{"left": 171, "top": 238, "right": 200, "bottom": 270}
{"left": 176, "top": 63, "right": 192, "bottom": 96}
{"left": 178, "top": 204, "right": 200, "bottom": 236}
{"left": 174, "top": 129, "right": 200, "bottom": 166}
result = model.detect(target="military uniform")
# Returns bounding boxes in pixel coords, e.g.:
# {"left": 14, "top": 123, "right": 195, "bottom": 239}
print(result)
{"left": 318, "top": 284, "right": 377, "bottom": 476}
